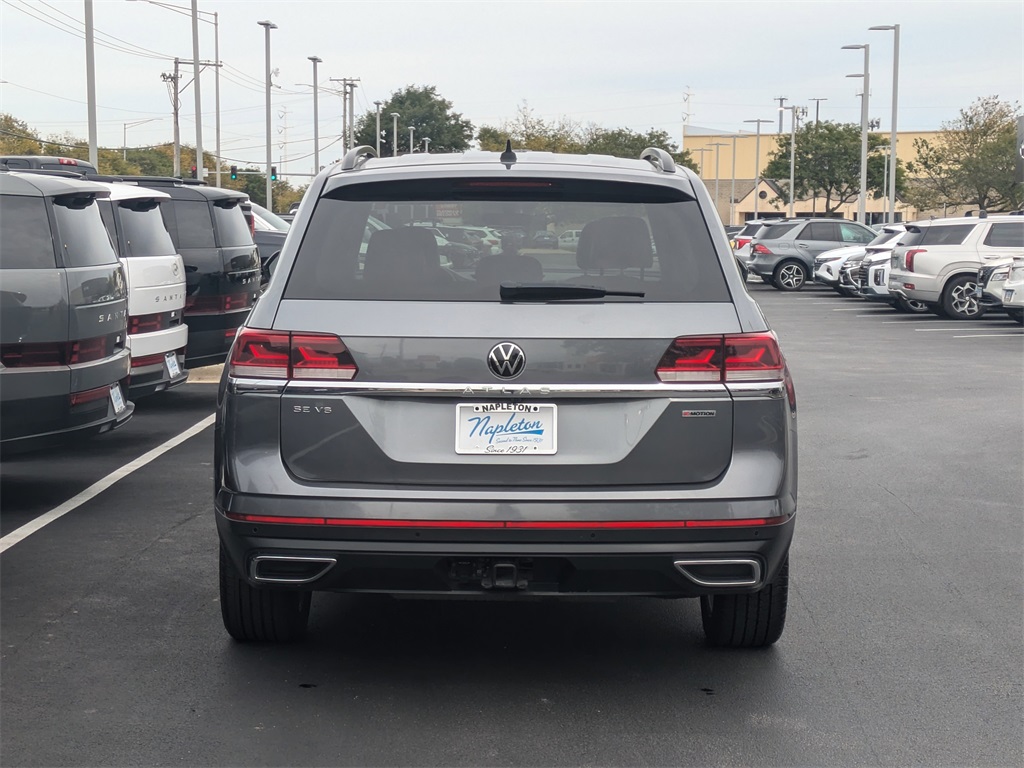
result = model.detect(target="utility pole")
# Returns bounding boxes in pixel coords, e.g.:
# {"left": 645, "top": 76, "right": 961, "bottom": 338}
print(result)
{"left": 776, "top": 96, "right": 788, "bottom": 133}
{"left": 330, "top": 77, "right": 360, "bottom": 153}
{"left": 278, "top": 105, "right": 289, "bottom": 177}
{"left": 257, "top": 19, "right": 277, "bottom": 210}
{"left": 809, "top": 97, "right": 828, "bottom": 125}
{"left": 349, "top": 80, "right": 358, "bottom": 149}
{"left": 681, "top": 86, "right": 693, "bottom": 153}
{"left": 161, "top": 60, "right": 182, "bottom": 177}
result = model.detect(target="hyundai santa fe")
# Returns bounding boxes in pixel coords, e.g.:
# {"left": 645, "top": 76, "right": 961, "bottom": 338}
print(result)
{"left": 215, "top": 145, "right": 798, "bottom": 648}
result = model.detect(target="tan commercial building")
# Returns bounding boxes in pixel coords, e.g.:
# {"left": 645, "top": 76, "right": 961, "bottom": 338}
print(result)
{"left": 682, "top": 128, "right": 951, "bottom": 225}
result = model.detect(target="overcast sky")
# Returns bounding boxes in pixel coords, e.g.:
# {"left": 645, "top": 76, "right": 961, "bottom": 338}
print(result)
{"left": 1, "top": 0, "right": 1022, "bottom": 178}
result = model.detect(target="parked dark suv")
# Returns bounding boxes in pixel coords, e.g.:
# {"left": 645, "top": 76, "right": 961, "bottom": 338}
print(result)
{"left": 0, "top": 171, "right": 133, "bottom": 454}
{"left": 117, "top": 178, "right": 260, "bottom": 367}
{"left": 215, "top": 146, "right": 798, "bottom": 647}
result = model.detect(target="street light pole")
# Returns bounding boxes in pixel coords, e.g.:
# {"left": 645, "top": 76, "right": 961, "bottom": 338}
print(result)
{"left": 85, "top": 0, "right": 98, "bottom": 167}
{"left": 123, "top": 118, "right": 159, "bottom": 161}
{"left": 743, "top": 119, "right": 772, "bottom": 220}
{"left": 213, "top": 10, "right": 220, "bottom": 184}
{"left": 730, "top": 134, "right": 738, "bottom": 225}
{"left": 870, "top": 24, "right": 900, "bottom": 223}
{"left": 843, "top": 43, "right": 871, "bottom": 224}
{"left": 408, "top": 126, "right": 415, "bottom": 154}
{"left": 190, "top": 0, "right": 203, "bottom": 180}
{"left": 374, "top": 101, "right": 383, "bottom": 156}
{"left": 709, "top": 142, "right": 728, "bottom": 217}
{"left": 809, "top": 97, "right": 828, "bottom": 125}
{"left": 308, "top": 56, "right": 322, "bottom": 174}
{"left": 390, "top": 113, "right": 400, "bottom": 157}
{"left": 780, "top": 106, "right": 802, "bottom": 217}
{"left": 422, "top": 137, "right": 431, "bottom": 153}
{"left": 692, "top": 147, "right": 710, "bottom": 177}
{"left": 257, "top": 20, "right": 277, "bottom": 210}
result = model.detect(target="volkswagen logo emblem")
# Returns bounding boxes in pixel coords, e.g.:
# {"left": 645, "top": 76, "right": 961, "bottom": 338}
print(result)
{"left": 487, "top": 342, "right": 526, "bottom": 379}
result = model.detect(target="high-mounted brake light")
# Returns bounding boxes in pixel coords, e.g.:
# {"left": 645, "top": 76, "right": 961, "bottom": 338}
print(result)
{"left": 656, "top": 332, "right": 785, "bottom": 383}
{"left": 57, "top": 157, "right": 79, "bottom": 166}
{"left": 228, "top": 328, "right": 357, "bottom": 380}
{"left": 905, "top": 248, "right": 925, "bottom": 272}
{"left": 459, "top": 181, "right": 555, "bottom": 188}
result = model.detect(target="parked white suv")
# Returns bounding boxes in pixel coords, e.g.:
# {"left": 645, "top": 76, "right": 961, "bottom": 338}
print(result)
{"left": 888, "top": 214, "right": 1024, "bottom": 319}
{"left": 999, "top": 257, "right": 1024, "bottom": 324}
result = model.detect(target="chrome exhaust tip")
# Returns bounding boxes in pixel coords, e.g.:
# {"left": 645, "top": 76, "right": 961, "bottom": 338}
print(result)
{"left": 250, "top": 555, "right": 337, "bottom": 584}
{"left": 673, "top": 558, "right": 762, "bottom": 588}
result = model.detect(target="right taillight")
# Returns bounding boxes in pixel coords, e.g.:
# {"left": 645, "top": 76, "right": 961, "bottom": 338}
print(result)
{"left": 228, "top": 328, "right": 357, "bottom": 380}
{"left": 656, "top": 332, "right": 784, "bottom": 383}
{"left": 905, "top": 248, "right": 925, "bottom": 272}
{"left": 735, "top": 238, "right": 751, "bottom": 249}
{"left": 752, "top": 243, "right": 772, "bottom": 255}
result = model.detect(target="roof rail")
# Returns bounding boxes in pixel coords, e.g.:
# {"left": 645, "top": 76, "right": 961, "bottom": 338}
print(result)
{"left": 640, "top": 147, "right": 676, "bottom": 174}
{"left": 341, "top": 145, "right": 377, "bottom": 171}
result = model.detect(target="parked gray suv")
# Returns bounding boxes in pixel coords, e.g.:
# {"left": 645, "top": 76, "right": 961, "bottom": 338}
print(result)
{"left": 748, "top": 218, "right": 876, "bottom": 290}
{"left": 215, "top": 146, "right": 798, "bottom": 648}
{"left": 1, "top": 171, "right": 134, "bottom": 454}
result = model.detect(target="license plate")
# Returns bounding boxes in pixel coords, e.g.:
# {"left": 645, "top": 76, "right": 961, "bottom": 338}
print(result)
{"left": 1005, "top": 289, "right": 1015, "bottom": 302}
{"left": 165, "top": 352, "right": 181, "bottom": 378}
{"left": 456, "top": 403, "right": 557, "bottom": 455}
{"left": 110, "top": 383, "right": 126, "bottom": 415}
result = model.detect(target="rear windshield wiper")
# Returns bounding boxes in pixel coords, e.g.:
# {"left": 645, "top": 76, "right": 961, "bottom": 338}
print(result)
{"left": 499, "top": 282, "right": 645, "bottom": 301}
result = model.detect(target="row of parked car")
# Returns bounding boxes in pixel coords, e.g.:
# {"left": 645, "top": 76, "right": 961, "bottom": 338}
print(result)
{"left": 0, "top": 156, "right": 270, "bottom": 455}
{"left": 731, "top": 213, "right": 1024, "bottom": 323}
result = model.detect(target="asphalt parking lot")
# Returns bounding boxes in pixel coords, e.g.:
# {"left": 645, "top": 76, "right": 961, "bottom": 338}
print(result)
{"left": 2, "top": 283, "right": 1021, "bottom": 767}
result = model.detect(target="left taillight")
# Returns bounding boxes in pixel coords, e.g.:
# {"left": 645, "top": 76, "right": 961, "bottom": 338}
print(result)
{"left": 228, "top": 328, "right": 357, "bottom": 381}
{"left": 656, "top": 332, "right": 785, "bottom": 383}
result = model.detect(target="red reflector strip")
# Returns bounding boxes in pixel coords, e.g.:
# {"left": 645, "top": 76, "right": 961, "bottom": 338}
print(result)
{"left": 224, "top": 513, "right": 785, "bottom": 529}
{"left": 70, "top": 385, "right": 110, "bottom": 406}
{"left": 131, "top": 353, "right": 167, "bottom": 368}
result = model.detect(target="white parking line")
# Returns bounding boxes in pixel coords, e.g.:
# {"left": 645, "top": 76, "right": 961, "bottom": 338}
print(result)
{"left": 0, "top": 414, "right": 216, "bottom": 555}
{"left": 832, "top": 308, "right": 867, "bottom": 311}
{"left": 953, "top": 334, "right": 1024, "bottom": 338}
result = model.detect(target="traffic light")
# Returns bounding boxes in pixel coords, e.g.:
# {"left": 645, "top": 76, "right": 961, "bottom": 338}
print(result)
{"left": 230, "top": 165, "right": 238, "bottom": 180}
{"left": 270, "top": 165, "right": 277, "bottom": 181}
{"left": 190, "top": 165, "right": 197, "bottom": 179}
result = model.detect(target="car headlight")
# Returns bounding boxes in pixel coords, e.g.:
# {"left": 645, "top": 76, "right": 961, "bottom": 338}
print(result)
{"left": 991, "top": 267, "right": 1010, "bottom": 282}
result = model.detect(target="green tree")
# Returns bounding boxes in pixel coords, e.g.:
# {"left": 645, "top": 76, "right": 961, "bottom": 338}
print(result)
{"left": 354, "top": 85, "right": 473, "bottom": 156}
{"left": 906, "top": 96, "right": 1022, "bottom": 212}
{"left": 477, "top": 102, "right": 696, "bottom": 171}
{"left": 0, "top": 113, "right": 43, "bottom": 154}
{"left": 763, "top": 121, "right": 896, "bottom": 214}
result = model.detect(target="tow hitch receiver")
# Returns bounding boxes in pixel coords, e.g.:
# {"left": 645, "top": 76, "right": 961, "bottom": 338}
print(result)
{"left": 448, "top": 559, "right": 531, "bottom": 590}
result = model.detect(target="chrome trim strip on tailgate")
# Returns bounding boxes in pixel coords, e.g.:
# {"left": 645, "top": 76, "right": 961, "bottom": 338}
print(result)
{"left": 229, "top": 379, "right": 785, "bottom": 399}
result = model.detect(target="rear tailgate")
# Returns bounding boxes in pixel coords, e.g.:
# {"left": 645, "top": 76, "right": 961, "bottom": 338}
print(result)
{"left": 273, "top": 300, "right": 739, "bottom": 487}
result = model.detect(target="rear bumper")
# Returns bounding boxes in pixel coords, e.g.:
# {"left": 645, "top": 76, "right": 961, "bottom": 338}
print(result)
{"left": 216, "top": 494, "right": 795, "bottom": 597}
{"left": 1, "top": 392, "right": 133, "bottom": 455}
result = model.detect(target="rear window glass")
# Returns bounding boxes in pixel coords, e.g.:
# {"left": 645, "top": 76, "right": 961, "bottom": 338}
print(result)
{"left": 983, "top": 222, "right": 1024, "bottom": 248}
{"left": 284, "top": 179, "right": 729, "bottom": 303}
{"left": 119, "top": 203, "right": 176, "bottom": 257}
{"left": 0, "top": 195, "right": 56, "bottom": 269}
{"left": 901, "top": 224, "right": 974, "bottom": 247}
{"left": 757, "top": 223, "right": 801, "bottom": 240}
{"left": 52, "top": 196, "right": 119, "bottom": 267}
{"left": 867, "top": 228, "right": 903, "bottom": 247}
{"left": 213, "top": 202, "right": 253, "bottom": 247}
{"left": 170, "top": 200, "right": 215, "bottom": 249}
{"left": 738, "top": 223, "right": 763, "bottom": 236}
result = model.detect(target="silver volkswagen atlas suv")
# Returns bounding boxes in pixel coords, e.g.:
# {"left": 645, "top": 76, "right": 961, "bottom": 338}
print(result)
{"left": 215, "top": 146, "right": 798, "bottom": 648}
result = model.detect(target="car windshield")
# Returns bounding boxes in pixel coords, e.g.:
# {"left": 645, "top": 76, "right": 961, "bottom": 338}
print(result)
{"left": 283, "top": 178, "right": 729, "bottom": 303}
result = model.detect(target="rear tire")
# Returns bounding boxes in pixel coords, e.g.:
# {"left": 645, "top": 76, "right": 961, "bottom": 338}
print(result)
{"left": 219, "top": 544, "right": 311, "bottom": 642}
{"left": 940, "top": 274, "right": 985, "bottom": 320}
{"left": 700, "top": 556, "right": 789, "bottom": 648}
{"left": 772, "top": 261, "right": 807, "bottom": 291}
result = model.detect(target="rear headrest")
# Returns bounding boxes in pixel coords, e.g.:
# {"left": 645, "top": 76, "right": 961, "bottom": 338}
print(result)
{"left": 363, "top": 227, "right": 441, "bottom": 282}
{"left": 576, "top": 216, "right": 654, "bottom": 271}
